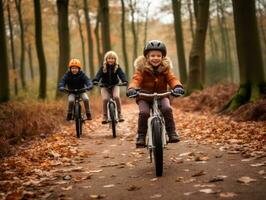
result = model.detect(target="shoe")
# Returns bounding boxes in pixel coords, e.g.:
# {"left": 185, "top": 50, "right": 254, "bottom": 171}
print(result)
{"left": 86, "top": 112, "right": 92, "bottom": 120}
{"left": 136, "top": 133, "right": 146, "bottom": 148}
{"left": 66, "top": 113, "right": 72, "bottom": 121}
{"left": 102, "top": 115, "right": 108, "bottom": 124}
{"left": 118, "top": 114, "right": 124, "bottom": 122}
{"left": 168, "top": 132, "right": 180, "bottom": 143}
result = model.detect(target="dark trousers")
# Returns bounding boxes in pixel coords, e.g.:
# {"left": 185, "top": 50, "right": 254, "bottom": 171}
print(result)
{"left": 137, "top": 97, "right": 176, "bottom": 135}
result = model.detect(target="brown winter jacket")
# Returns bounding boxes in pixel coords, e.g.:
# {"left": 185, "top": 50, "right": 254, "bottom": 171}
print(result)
{"left": 128, "top": 56, "right": 182, "bottom": 100}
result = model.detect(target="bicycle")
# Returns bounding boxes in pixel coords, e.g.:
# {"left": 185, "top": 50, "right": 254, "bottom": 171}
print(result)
{"left": 63, "top": 88, "right": 90, "bottom": 138}
{"left": 94, "top": 82, "right": 127, "bottom": 138}
{"left": 129, "top": 90, "right": 182, "bottom": 177}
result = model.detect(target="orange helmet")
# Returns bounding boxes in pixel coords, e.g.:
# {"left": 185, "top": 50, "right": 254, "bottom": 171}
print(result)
{"left": 68, "top": 58, "right": 81, "bottom": 68}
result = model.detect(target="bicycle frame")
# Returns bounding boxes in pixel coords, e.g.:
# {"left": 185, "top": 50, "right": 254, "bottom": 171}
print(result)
{"left": 146, "top": 96, "right": 167, "bottom": 149}
{"left": 106, "top": 87, "right": 118, "bottom": 123}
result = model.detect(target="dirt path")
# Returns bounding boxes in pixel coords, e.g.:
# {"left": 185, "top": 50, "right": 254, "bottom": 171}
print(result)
{"left": 1, "top": 104, "right": 266, "bottom": 200}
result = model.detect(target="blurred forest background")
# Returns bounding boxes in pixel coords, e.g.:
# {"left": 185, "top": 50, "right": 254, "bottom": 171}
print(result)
{"left": 0, "top": 0, "right": 265, "bottom": 107}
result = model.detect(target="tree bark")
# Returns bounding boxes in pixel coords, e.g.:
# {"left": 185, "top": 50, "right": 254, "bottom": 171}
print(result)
{"left": 15, "top": 0, "right": 26, "bottom": 90}
{"left": 56, "top": 0, "right": 70, "bottom": 98}
{"left": 27, "top": 43, "right": 34, "bottom": 81}
{"left": 7, "top": 1, "right": 18, "bottom": 95}
{"left": 99, "top": 0, "right": 111, "bottom": 54}
{"left": 94, "top": 9, "right": 102, "bottom": 66}
{"left": 187, "top": 0, "right": 195, "bottom": 40}
{"left": 208, "top": 18, "right": 218, "bottom": 58}
{"left": 120, "top": 0, "right": 129, "bottom": 78}
{"left": 34, "top": 0, "right": 47, "bottom": 99}
{"left": 223, "top": 0, "right": 266, "bottom": 111}
{"left": 187, "top": 0, "right": 210, "bottom": 93}
{"left": 258, "top": 4, "right": 266, "bottom": 47}
{"left": 172, "top": 0, "right": 187, "bottom": 84}
{"left": 0, "top": 0, "right": 10, "bottom": 102}
{"left": 75, "top": 5, "right": 86, "bottom": 73}
{"left": 143, "top": 1, "right": 151, "bottom": 46}
{"left": 83, "top": 0, "right": 94, "bottom": 76}
{"left": 129, "top": 0, "right": 138, "bottom": 62}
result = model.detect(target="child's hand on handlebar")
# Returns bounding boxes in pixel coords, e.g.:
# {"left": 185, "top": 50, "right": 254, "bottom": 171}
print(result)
{"left": 59, "top": 87, "right": 65, "bottom": 92}
{"left": 172, "top": 86, "right": 185, "bottom": 96}
{"left": 127, "top": 88, "right": 138, "bottom": 97}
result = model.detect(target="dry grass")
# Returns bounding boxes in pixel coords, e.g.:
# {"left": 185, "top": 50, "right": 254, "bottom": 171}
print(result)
{"left": 0, "top": 97, "right": 101, "bottom": 158}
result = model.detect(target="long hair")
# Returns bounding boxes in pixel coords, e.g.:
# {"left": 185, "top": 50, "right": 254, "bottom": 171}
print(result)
{"left": 103, "top": 51, "right": 119, "bottom": 73}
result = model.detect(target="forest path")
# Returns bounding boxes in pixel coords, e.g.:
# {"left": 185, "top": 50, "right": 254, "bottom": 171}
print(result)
{"left": 1, "top": 103, "right": 265, "bottom": 200}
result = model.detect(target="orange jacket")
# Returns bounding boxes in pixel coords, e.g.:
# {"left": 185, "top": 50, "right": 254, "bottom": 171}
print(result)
{"left": 128, "top": 56, "right": 182, "bottom": 94}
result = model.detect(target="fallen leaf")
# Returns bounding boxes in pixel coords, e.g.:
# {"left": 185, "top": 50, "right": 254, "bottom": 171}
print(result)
{"left": 258, "top": 170, "right": 265, "bottom": 175}
{"left": 250, "top": 162, "right": 265, "bottom": 167}
{"left": 103, "top": 184, "right": 115, "bottom": 188}
{"left": 89, "top": 194, "right": 106, "bottom": 199}
{"left": 199, "top": 188, "right": 219, "bottom": 194}
{"left": 183, "top": 178, "right": 196, "bottom": 184}
{"left": 63, "top": 175, "right": 72, "bottom": 180}
{"left": 127, "top": 185, "right": 141, "bottom": 191}
{"left": 175, "top": 177, "right": 184, "bottom": 182}
{"left": 219, "top": 192, "right": 237, "bottom": 198}
{"left": 61, "top": 185, "right": 72, "bottom": 191}
{"left": 184, "top": 191, "right": 197, "bottom": 196}
{"left": 192, "top": 170, "right": 206, "bottom": 177}
{"left": 237, "top": 176, "right": 257, "bottom": 184}
{"left": 209, "top": 176, "right": 226, "bottom": 182}
{"left": 195, "top": 156, "right": 209, "bottom": 161}
{"left": 89, "top": 169, "right": 103, "bottom": 173}
{"left": 150, "top": 194, "right": 162, "bottom": 198}
{"left": 194, "top": 184, "right": 216, "bottom": 188}
{"left": 150, "top": 178, "right": 158, "bottom": 182}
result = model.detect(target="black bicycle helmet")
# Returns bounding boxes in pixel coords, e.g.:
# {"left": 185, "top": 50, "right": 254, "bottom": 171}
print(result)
{"left": 143, "top": 40, "right": 167, "bottom": 57}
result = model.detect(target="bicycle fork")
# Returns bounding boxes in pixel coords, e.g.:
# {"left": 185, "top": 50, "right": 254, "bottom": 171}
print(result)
{"left": 147, "top": 116, "right": 167, "bottom": 163}
{"left": 107, "top": 99, "right": 118, "bottom": 122}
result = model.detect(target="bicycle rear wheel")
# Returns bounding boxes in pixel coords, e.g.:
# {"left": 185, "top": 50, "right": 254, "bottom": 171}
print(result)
{"left": 151, "top": 117, "right": 163, "bottom": 176}
{"left": 109, "top": 102, "right": 116, "bottom": 138}
{"left": 75, "top": 103, "right": 82, "bottom": 138}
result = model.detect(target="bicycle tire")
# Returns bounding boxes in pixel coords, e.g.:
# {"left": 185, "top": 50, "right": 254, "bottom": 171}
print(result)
{"left": 75, "top": 103, "right": 82, "bottom": 138}
{"left": 151, "top": 117, "right": 163, "bottom": 176}
{"left": 109, "top": 102, "right": 116, "bottom": 138}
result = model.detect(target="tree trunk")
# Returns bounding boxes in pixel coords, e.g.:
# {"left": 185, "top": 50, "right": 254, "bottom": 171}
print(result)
{"left": 120, "top": 0, "right": 129, "bottom": 78}
{"left": 187, "top": 0, "right": 210, "bottom": 93}
{"left": 27, "top": 43, "right": 34, "bottom": 81}
{"left": 75, "top": 6, "right": 86, "bottom": 73}
{"left": 94, "top": 9, "right": 102, "bottom": 66}
{"left": 208, "top": 18, "right": 218, "bottom": 58}
{"left": 143, "top": 1, "right": 151, "bottom": 46}
{"left": 258, "top": 4, "right": 266, "bottom": 47}
{"left": 218, "top": 0, "right": 233, "bottom": 82}
{"left": 99, "top": 0, "right": 111, "bottom": 54}
{"left": 0, "top": 0, "right": 10, "bottom": 102}
{"left": 15, "top": 0, "right": 26, "bottom": 90}
{"left": 223, "top": 0, "right": 266, "bottom": 111}
{"left": 34, "top": 0, "right": 47, "bottom": 99}
{"left": 172, "top": 0, "right": 187, "bottom": 84}
{"left": 7, "top": 1, "right": 18, "bottom": 95}
{"left": 187, "top": 0, "right": 195, "bottom": 40}
{"left": 56, "top": 0, "right": 70, "bottom": 98}
{"left": 83, "top": 0, "right": 94, "bottom": 76}
{"left": 129, "top": 0, "right": 138, "bottom": 62}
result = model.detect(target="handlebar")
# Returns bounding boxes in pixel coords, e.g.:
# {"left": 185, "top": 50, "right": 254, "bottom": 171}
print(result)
{"left": 63, "top": 88, "right": 89, "bottom": 94}
{"left": 129, "top": 90, "right": 183, "bottom": 98}
{"left": 94, "top": 82, "right": 128, "bottom": 88}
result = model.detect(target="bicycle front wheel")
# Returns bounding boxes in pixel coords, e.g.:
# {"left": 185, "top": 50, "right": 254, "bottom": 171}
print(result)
{"left": 152, "top": 117, "right": 163, "bottom": 177}
{"left": 109, "top": 102, "right": 116, "bottom": 138}
{"left": 75, "top": 103, "right": 82, "bottom": 138}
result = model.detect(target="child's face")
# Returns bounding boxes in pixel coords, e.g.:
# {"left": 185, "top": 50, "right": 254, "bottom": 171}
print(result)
{"left": 70, "top": 66, "right": 79, "bottom": 74}
{"left": 147, "top": 50, "right": 163, "bottom": 67}
{"left": 106, "top": 56, "right": 116, "bottom": 65}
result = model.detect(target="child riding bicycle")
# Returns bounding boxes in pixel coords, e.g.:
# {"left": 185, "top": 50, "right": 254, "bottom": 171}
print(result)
{"left": 126, "top": 40, "right": 185, "bottom": 147}
{"left": 93, "top": 51, "right": 128, "bottom": 124}
{"left": 59, "top": 58, "right": 93, "bottom": 121}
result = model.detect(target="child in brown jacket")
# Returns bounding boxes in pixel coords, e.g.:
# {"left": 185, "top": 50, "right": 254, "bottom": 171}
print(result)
{"left": 127, "top": 40, "right": 184, "bottom": 147}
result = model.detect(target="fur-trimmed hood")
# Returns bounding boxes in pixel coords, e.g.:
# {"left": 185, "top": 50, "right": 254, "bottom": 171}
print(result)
{"left": 134, "top": 56, "right": 173, "bottom": 74}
